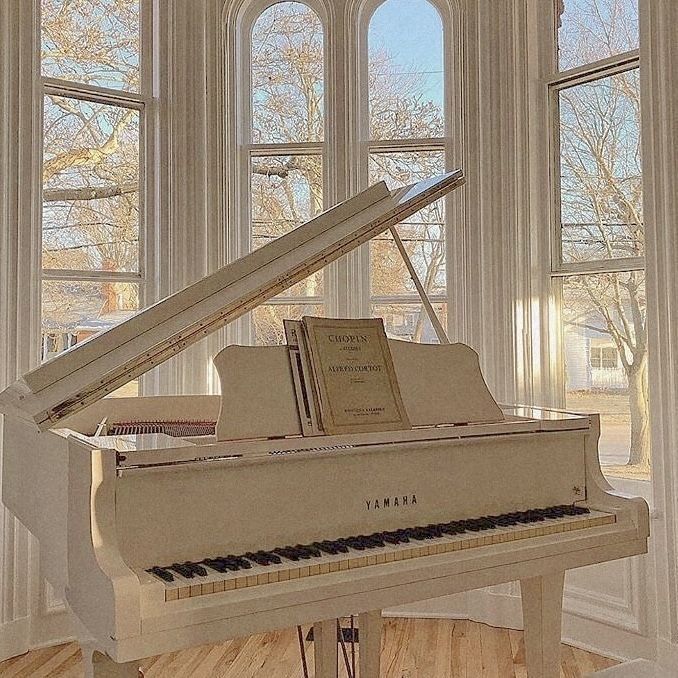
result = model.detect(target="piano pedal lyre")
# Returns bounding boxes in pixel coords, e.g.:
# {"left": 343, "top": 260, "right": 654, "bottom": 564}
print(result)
{"left": 304, "top": 611, "right": 382, "bottom": 678}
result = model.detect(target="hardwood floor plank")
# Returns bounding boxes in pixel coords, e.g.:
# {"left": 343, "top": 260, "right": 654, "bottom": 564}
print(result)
{"left": 0, "top": 619, "right": 620, "bottom": 677}
{"left": 479, "top": 622, "right": 500, "bottom": 678}
{"left": 495, "top": 627, "right": 516, "bottom": 678}
{"left": 450, "top": 621, "right": 468, "bottom": 678}
{"left": 466, "top": 618, "right": 483, "bottom": 677}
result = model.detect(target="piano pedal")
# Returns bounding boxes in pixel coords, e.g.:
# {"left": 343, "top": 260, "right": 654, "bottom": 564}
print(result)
{"left": 305, "top": 626, "right": 359, "bottom": 644}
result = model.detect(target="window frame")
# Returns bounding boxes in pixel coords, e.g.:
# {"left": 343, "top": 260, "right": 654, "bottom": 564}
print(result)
{"left": 547, "top": 49, "right": 643, "bottom": 279}
{"left": 357, "top": 0, "right": 452, "bottom": 321}
{"left": 547, "top": 0, "right": 646, "bottom": 468}
{"left": 37, "top": 0, "right": 155, "bottom": 368}
{"left": 237, "top": 0, "right": 329, "bottom": 344}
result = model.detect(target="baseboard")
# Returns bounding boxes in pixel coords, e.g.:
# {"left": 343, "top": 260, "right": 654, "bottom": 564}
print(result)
{"left": 562, "top": 612, "right": 655, "bottom": 663}
{"left": 0, "top": 616, "right": 30, "bottom": 663}
{"left": 384, "top": 592, "right": 469, "bottom": 619}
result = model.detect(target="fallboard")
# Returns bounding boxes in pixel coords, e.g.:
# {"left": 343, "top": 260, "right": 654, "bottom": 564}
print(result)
{"left": 115, "top": 429, "right": 587, "bottom": 567}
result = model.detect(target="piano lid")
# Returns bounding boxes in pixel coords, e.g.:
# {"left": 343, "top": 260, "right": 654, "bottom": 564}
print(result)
{"left": 0, "top": 171, "right": 464, "bottom": 430}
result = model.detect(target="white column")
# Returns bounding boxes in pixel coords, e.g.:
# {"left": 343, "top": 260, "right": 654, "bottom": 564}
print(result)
{"left": 149, "top": 0, "right": 227, "bottom": 396}
{"left": 0, "top": 0, "right": 42, "bottom": 662}
{"left": 640, "top": 0, "right": 678, "bottom": 668}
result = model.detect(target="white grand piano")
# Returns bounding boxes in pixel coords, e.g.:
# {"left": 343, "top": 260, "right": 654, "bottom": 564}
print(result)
{"left": 0, "top": 171, "right": 649, "bottom": 678}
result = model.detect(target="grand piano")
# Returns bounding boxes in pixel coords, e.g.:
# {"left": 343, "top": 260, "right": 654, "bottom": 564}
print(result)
{"left": 0, "top": 171, "right": 649, "bottom": 678}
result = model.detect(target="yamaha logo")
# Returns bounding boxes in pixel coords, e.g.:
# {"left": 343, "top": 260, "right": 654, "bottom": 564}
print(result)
{"left": 365, "top": 495, "right": 417, "bottom": 511}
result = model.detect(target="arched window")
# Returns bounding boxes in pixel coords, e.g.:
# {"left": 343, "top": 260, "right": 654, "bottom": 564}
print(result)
{"left": 248, "top": 1, "right": 325, "bottom": 344}
{"left": 366, "top": 0, "right": 447, "bottom": 342}
{"left": 230, "top": 0, "right": 457, "bottom": 343}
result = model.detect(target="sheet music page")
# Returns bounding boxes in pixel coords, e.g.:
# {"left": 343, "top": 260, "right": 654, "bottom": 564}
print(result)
{"left": 301, "top": 317, "right": 411, "bottom": 435}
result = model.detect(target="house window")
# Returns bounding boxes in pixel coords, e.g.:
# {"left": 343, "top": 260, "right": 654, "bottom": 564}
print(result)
{"left": 238, "top": 0, "right": 453, "bottom": 345}
{"left": 40, "top": 0, "right": 150, "bottom": 396}
{"left": 590, "top": 346, "right": 619, "bottom": 370}
{"left": 551, "top": 0, "right": 647, "bottom": 469}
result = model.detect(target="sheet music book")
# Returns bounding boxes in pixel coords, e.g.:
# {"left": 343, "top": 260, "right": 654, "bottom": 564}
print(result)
{"left": 283, "top": 320, "right": 323, "bottom": 436}
{"left": 286, "top": 317, "right": 411, "bottom": 435}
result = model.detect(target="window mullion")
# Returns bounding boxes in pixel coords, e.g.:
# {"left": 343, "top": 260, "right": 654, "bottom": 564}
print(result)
{"left": 367, "top": 137, "right": 446, "bottom": 154}
{"left": 248, "top": 141, "right": 324, "bottom": 156}
{"left": 43, "top": 80, "right": 146, "bottom": 109}
{"left": 551, "top": 257, "right": 645, "bottom": 277}
{"left": 547, "top": 49, "right": 639, "bottom": 87}
{"left": 41, "top": 269, "right": 144, "bottom": 282}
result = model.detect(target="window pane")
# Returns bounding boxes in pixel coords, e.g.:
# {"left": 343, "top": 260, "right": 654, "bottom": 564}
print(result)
{"left": 369, "top": 0, "right": 443, "bottom": 140}
{"left": 558, "top": 69, "right": 642, "bottom": 264}
{"left": 41, "top": 280, "right": 139, "bottom": 360}
{"left": 369, "top": 151, "right": 445, "bottom": 297}
{"left": 558, "top": 0, "right": 638, "bottom": 71}
{"left": 252, "top": 304, "right": 324, "bottom": 346}
{"left": 251, "top": 154, "right": 323, "bottom": 297}
{"left": 561, "top": 272, "right": 648, "bottom": 469}
{"left": 372, "top": 302, "right": 447, "bottom": 343}
{"left": 251, "top": 2, "right": 324, "bottom": 144}
{"left": 43, "top": 95, "right": 140, "bottom": 272}
{"left": 41, "top": 0, "right": 140, "bottom": 91}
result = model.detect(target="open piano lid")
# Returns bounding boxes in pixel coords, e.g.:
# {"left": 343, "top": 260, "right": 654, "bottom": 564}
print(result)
{"left": 0, "top": 171, "right": 465, "bottom": 430}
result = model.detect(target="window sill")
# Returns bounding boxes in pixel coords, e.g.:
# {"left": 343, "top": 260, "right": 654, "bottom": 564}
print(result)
{"left": 601, "top": 463, "right": 651, "bottom": 481}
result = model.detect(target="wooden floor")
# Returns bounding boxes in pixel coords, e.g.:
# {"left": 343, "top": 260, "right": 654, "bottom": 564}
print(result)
{"left": 0, "top": 619, "right": 618, "bottom": 677}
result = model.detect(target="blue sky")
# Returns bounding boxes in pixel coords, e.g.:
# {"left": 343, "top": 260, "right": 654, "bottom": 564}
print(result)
{"left": 369, "top": 0, "right": 444, "bottom": 105}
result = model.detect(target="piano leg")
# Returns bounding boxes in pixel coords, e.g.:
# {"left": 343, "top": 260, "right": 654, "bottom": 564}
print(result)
{"left": 520, "top": 571, "right": 565, "bottom": 678}
{"left": 313, "top": 619, "right": 338, "bottom": 677}
{"left": 358, "top": 610, "right": 382, "bottom": 678}
{"left": 82, "top": 648, "right": 141, "bottom": 678}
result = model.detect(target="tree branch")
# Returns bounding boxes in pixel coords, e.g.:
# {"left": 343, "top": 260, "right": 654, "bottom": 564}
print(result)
{"left": 43, "top": 182, "right": 138, "bottom": 202}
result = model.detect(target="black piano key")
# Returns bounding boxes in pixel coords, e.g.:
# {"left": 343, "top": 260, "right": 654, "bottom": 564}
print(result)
{"left": 423, "top": 524, "right": 445, "bottom": 538}
{"left": 169, "top": 563, "right": 197, "bottom": 578}
{"left": 273, "top": 547, "right": 302, "bottom": 561}
{"left": 261, "top": 551, "right": 282, "bottom": 564}
{"left": 148, "top": 566, "right": 174, "bottom": 582}
{"left": 224, "top": 558, "right": 246, "bottom": 571}
{"left": 328, "top": 540, "right": 349, "bottom": 553}
{"left": 378, "top": 532, "right": 402, "bottom": 545}
{"left": 202, "top": 558, "right": 232, "bottom": 573}
{"left": 340, "top": 537, "right": 367, "bottom": 551}
{"left": 361, "top": 534, "right": 386, "bottom": 548}
{"left": 313, "top": 541, "right": 344, "bottom": 555}
{"left": 243, "top": 552, "right": 270, "bottom": 566}
{"left": 440, "top": 523, "right": 464, "bottom": 535}
{"left": 294, "top": 544, "right": 322, "bottom": 558}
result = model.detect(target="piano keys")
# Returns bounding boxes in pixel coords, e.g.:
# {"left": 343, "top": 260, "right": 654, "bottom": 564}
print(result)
{"left": 146, "top": 505, "right": 615, "bottom": 602}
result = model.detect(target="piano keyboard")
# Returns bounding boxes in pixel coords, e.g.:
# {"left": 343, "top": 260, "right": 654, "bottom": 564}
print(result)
{"left": 144, "top": 506, "right": 615, "bottom": 602}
